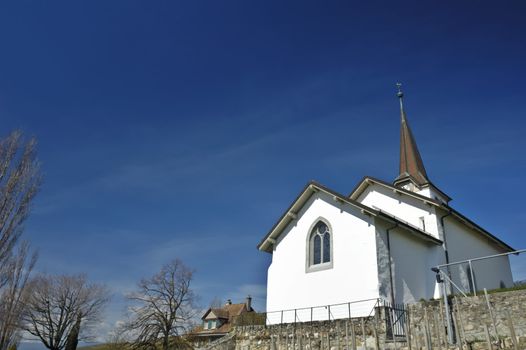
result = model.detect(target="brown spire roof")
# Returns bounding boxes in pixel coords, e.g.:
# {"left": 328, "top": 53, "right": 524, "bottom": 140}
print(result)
{"left": 393, "top": 85, "right": 429, "bottom": 187}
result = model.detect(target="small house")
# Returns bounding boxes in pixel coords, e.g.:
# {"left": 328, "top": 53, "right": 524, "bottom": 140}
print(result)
{"left": 192, "top": 297, "right": 254, "bottom": 347}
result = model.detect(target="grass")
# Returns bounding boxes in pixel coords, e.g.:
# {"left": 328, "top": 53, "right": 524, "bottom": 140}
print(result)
{"left": 484, "top": 282, "right": 526, "bottom": 294}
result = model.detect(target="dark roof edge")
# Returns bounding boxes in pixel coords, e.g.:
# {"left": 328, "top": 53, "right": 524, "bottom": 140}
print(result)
{"left": 349, "top": 176, "right": 443, "bottom": 206}
{"left": 256, "top": 181, "right": 316, "bottom": 252}
{"left": 201, "top": 308, "right": 212, "bottom": 320}
{"left": 350, "top": 176, "right": 514, "bottom": 252}
{"left": 308, "top": 180, "right": 379, "bottom": 214}
{"left": 393, "top": 175, "right": 451, "bottom": 202}
{"left": 445, "top": 205, "right": 514, "bottom": 252}
{"left": 421, "top": 180, "right": 452, "bottom": 202}
{"left": 393, "top": 173, "right": 429, "bottom": 187}
{"left": 258, "top": 180, "right": 442, "bottom": 252}
{"left": 257, "top": 181, "right": 379, "bottom": 252}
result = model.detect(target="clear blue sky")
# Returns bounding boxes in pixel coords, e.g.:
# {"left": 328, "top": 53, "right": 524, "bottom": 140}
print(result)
{"left": 1, "top": 0, "right": 526, "bottom": 340}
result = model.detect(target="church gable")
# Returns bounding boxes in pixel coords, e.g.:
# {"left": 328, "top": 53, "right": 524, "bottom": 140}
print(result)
{"left": 351, "top": 176, "right": 513, "bottom": 252}
{"left": 257, "top": 181, "right": 377, "bottom": 253}
{"left": 271, "top": 188, "right": 374, "bottom": 262}
{"left": 259, "top": 180, "right": 442, "bottom": 254}
{"left": 354, "top": 179, "right": 440, "bottom": 238}
{"left": 265, "top": 185, "right": 381, "bottom": 313}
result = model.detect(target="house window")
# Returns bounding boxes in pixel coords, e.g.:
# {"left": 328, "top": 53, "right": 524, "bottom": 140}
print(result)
{"left": 307, "top": 220, "right": 333, "bottom": 271}
{"left": 208, "top": 320, "right": 213, "bottom": 329}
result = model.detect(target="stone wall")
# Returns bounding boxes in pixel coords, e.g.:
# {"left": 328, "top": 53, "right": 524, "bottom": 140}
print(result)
{"left": 407, "top": 289, "right": 526, "bottom": 350}
{"left": 201, "top": 289, "right": 526, "bottom": 350}
{"left": 233, "top": 317, "right": 382, "bottom": 350}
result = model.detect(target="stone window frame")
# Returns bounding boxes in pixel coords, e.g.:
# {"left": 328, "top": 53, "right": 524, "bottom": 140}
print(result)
{"left": 305, "top": 217, "right": 334, "bottom": 273}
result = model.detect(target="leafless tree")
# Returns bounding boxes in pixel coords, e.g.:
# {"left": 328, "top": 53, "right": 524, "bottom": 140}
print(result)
{"left": 0, "top": 131, "right": 41, "bottom": 350}
{"left": 24, "top": 274, "right": 110, "bottom": 350}
{"left": 125, "top": 259, "right": 197, "bottom": 350}
{"left": 0, "top": 242, "right": 37, "bottom": 350}
{"left": 0, "top": 131, "right": 40, "bottom": 267}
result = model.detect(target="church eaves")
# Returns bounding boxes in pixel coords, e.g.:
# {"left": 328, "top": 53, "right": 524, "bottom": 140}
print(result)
{"left": 257, "top": 180, "right": 442, "bottom": 253}
{"left": 393, "top": 84, "right": 430, "bottom": 188}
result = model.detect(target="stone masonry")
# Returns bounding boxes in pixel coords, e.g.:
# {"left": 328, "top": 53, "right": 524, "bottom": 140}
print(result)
{"left": 200, "top": 289, "right": 526, "bottom": 350}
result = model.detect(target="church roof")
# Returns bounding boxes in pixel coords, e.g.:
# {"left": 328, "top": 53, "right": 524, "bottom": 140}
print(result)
{"left": 350, "top": 176, "right": 514, "bottom": 252}
{"left": 393, "top": 86, "right": 430, "bottom": 188}
{"left": 257, "top": 180, "right": 442, "bottom": 253}
{"left": 350, "top": 176, "right": 443, "bottom": 206}
{"left": 258, "top": 86, "right": 512, "bottom": 254}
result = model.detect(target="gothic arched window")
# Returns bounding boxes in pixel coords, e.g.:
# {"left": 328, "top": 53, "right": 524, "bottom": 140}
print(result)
{"left": 308, "top": 220, "right": 332, "bottom": 269}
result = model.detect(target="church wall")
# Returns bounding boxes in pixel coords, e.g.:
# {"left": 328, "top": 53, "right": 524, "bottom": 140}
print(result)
{"left": 443, "top": 216, "right": 514, "bottom": 293}
{"left": 390, "top": 228, "right": 441, "bottom": 303}
{"left": 418, "top": 186, "right": 449, "bottom": 204}
{"left": 374, "top": 220, "right": 391, "bottom": 304}
{"left": 266, "top": 191, "right": 379, "bottom": 324}
{"left": 356, "top": 184, "right": 440, "bottom": 238}
{"left": 375, "top": 220, "right": 440, "bottom": 304}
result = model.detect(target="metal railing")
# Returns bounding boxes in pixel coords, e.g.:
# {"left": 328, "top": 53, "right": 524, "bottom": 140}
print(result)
{"left": 431, "top": 248, "right": 526, "bottom": 345}
{"left": 235, "top": 298, "right": 407, "bottom": 341}
{"left": 433, "top": 248, "right": 526, "bottom": 297}
{"left": 264, "top": 297, "right": 381, "bottom": 325}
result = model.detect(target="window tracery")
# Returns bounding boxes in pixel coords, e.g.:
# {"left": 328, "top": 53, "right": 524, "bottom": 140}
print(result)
{"left": 308, "top": 220, "right": 332, "bottom": 270}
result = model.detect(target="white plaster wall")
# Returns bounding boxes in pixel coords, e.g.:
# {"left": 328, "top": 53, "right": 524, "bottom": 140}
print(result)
{"left": 377, "top": 220, "right": 443, "bottom": 303}
{"left": 266, "top": 191, "right": 379, "bottom": 324}
{"left": 357, "top": 185, "right": 440, "bottom": 238}
{"left": 417, "top": 187, "right": 448, "bottom": 204}
{"left": 443, "top": 217, "right": 513, "bottom": 293}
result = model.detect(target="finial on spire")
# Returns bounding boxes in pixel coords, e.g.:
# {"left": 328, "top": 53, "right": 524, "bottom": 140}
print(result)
{"left": 396, "top": 82, "right": 403, "bottom": 98}
{"left": 396, "top": 82, "right": 405, "bottom": 116}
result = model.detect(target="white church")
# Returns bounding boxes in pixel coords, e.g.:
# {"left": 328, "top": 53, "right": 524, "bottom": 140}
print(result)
{"left": 258, "top": 87, "right": 514, "bottom": 323}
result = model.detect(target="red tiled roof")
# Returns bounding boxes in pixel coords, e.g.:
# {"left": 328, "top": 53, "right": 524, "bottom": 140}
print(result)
{"left": 193, "top": 302, "right": 253, "bottom": 336}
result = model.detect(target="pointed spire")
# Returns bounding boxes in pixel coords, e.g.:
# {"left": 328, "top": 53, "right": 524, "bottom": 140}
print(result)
{"left": 394, "top": 83, "right": 429, "bottom": 187}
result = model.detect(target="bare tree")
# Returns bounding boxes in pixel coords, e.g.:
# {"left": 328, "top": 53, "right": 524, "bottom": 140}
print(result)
{"left": 0, "top": 242, "right": 37, "bottom": 350}
{"left": 0, "top": 131, "right": 40, "bottom": 266}
{"left": 24, "top": 274, "right": 110, "bottom": 350}
{"left": 0, "top": 131, "right": 41, "bottom": 350}
{"left": 125, "top": 259, "right": 197, "bottom": 350}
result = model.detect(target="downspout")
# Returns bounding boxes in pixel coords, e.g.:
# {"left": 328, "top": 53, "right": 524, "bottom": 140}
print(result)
{"left": 438, "top": 210, "right": 455, "bottom": 345}
{"left": 386, "top": 223, "right": 398, "bottom": 305}
{"left": 439, "top": 210, "right": 453, "bottom": 283}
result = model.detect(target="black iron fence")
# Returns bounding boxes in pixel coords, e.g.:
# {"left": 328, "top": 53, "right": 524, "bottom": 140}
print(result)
{"left": 382, "top": 301, "right": 408, "bottom": 340}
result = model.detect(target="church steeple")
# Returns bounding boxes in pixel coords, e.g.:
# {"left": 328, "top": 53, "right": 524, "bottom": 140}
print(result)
{"left": 393, "top": 83, "right": 429, "bottom": 188}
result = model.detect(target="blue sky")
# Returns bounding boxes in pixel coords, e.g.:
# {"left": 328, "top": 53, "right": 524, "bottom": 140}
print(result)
{"left": 1, "top": 0, "right": 526, "bottom": 341}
